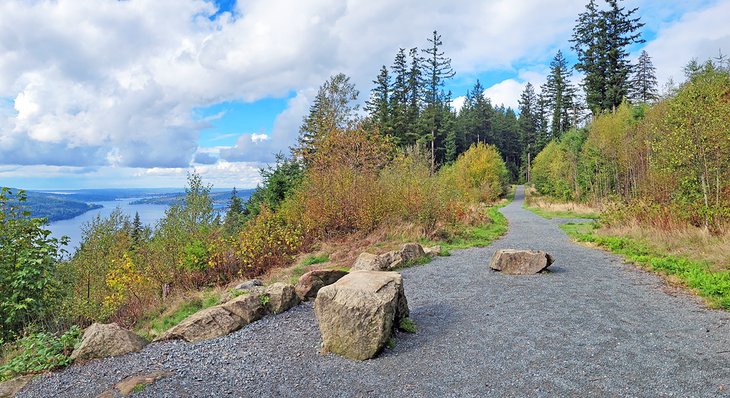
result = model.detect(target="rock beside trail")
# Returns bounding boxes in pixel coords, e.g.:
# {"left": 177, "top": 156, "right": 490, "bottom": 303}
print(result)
{"left": 156, "top": 306, "right": 243, "bottom": 343}
{"left": 70, "top": 323, "right": 147, "bottom": 361}
{"left": 351, "top": 243, "right": 435, "bottom": 272}
{"left": 490, "top": 249, "right": 554, "bottom": 275}
{"left": 351, "top": 252, "right": 388, "bottom": 271}
{"left": 314, "top": 271, "right": 409, "bottom": 361}
{"left": 424, "top": 245, "right": 441, "bottom": 257}
{"left": 295, "top": 270, "right": 349, "bottom": 301}
{"left": 400, "top": 243, "right": 426, "bottom": 262}
{"left": 156, "top": 282, "right": 301, "bottom": 343}
{"left": 221, "top": 292, "right": 267, "bottom": 324}
{"left": 266, "top": 282, "right": 300, "bottom": 314}
{"left": 0, "top": 375, "right": 34, "bottom": 398}
{"left": 234, "top": 279, "right": 263, "bottom": 291}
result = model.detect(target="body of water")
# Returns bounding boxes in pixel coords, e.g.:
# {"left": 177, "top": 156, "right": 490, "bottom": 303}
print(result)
{"left": 48, "top": 199, "right": 169, "bottom": 252}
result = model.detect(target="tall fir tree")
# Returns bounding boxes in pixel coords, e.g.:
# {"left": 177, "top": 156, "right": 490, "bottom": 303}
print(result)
{"left": 224, "top": 187, "right": 244, "bottom": 234}
{"left": 629, "top": 50, "right": 658, "bottom": 104}
{"left": 295, "top": 73, "right": 359, "bottom": 164}
{"left": 365, "top": 65, "right": 392, "bottom": 136}
{"left": 518, "top": 83, "right": 540, "bottom": 181}
{"left": 543, "top": 50, "right": 576, "bottom": 139}
{"left": 420, "top": 30, "right": 455, "bottom": 171}
{"left": 405, "top": 47, "right": 423, "bottom": 146}
{"left": 572, "top": 0, "right": 644, "bottom": 113}
{"left": 131, "top": 211, "right": 142, "bottom": 247}
{"left": 389, "top": 48, "right": 410, "bottom": 146}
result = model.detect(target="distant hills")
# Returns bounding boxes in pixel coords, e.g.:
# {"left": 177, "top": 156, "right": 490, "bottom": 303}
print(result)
{"left": 129, "top": 189, "right": 254, "bottom": 210}
{"left": 4, "top": 188, "right": 255, "bottom": 222}
{"left": 5, "top": 190, "right": 103, "bottom": 222}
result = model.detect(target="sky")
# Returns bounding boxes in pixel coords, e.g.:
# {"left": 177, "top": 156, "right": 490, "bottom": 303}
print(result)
{"left": 0, "top": 0, "right": 728, "bottom": 190}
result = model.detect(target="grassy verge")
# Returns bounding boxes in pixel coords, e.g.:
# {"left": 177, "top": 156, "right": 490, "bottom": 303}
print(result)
{"left": 562, "top": 222, "right": 730, "bottom": 310}
{"left": 425, "top": 206, "right": 508, "bottom": 254}
{"left": 523, "top": 186, "right": 601, "bottom": 219}
{"left": 525, "top": 205, "right": 601, "bottom": 220}
{"left": 136, "top": 291, "right": 221, "bottom": 340}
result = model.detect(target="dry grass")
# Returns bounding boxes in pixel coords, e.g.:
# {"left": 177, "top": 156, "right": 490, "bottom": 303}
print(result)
{"left": 599, "top": 222, "right": 730, "bottom": 272}
{"left": 524, "top": 186, "right": 603, "bottom": 218}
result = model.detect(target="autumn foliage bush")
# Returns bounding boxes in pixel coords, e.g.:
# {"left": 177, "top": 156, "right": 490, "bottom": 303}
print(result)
{"left": 47, "top": 126, "right": 510, "bottom": 329}
{"left": 531, "top": 65, "right": 730, "bottom": 233}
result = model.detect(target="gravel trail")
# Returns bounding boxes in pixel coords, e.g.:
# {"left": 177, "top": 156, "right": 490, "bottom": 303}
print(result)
{"left": 19, "top": 186, "right": 730, "bottom": 397}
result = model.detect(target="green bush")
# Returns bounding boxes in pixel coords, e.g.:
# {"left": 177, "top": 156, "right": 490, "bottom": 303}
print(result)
{"left": 0, "top": 188, "right": 67, "bottom": 340}
{"left": 0, "top": 326, "right": 81, "bottom": 382}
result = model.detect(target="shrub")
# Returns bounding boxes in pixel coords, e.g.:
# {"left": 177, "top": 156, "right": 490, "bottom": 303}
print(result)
{"left": 237, "top": 207, "right": 305, "bottom": 277}
{"left": 445, "top": 142, "right": 509, "bottom": 203}
{"left": 0, "top": 326, "right": 81, "bottom": 382}
{"left": 0, "top": 188, "right": 67, "bottom": 340}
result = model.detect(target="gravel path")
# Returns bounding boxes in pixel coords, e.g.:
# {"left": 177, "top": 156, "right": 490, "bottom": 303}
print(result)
{"left": 19, "top": 186, "right": 730, "bottom": 397}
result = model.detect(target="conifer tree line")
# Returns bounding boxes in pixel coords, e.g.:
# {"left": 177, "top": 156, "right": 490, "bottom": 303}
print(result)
{"left": 354, "top": 0, "right": 657, "bottom": 182}
{"left": 359, "top": 31, "right": 525, "bottom": 179}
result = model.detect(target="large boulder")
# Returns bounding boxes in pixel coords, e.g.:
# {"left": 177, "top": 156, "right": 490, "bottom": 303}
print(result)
{"left": 265, "top": 282, "right": 300, "bottom": 314}
{"left": 295, "top": 270, "right": 348, "bottom": 301}
{"left": 351, "top": 252, "right": 389, "bottom": 271}
{"left": 350, "top": 243, "right": 433, "bottom": 272}
{"left": 155, "top": 306, "right": 243, "bottom": 343}
{"left": 489, "top": 249, "right": 554, "bottom": 275}
{"left": 0, "top": 375, "right": 34, "bottom": 398}
{"left": 71, "top": 323, "right": 147, "bottom": 361}
{"left": 399, "top": 243, "right": 426, "bottom": 263}
{"left": 314, "top": 271, "right": 409, "bottom": 360}
{"left": 221, "top": 292, "right": 267, "bottom": 324}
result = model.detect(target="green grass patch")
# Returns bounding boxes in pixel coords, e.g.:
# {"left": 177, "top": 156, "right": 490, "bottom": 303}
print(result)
{"left": 0, "top": 326, "right": 81, "bottom": 382}
{"left": 139, "top": 291, "right": 220, "bottom": 339}
{"left": 132, "top": 383, "right": 147, "bottom": 393}
{"left": 301, "top": 254, "right": 330, "bottom": 266}
{"left": 562, "top": 222, "right": 730, "bottom": 310}
{"left": 394, "top": 255, "right": 433, "bottom": 270}
{"left": 429, "top": 206, "right": 508, "bottom": 251}
{"left": 399, "top": 318, "right": 417, "bottom": 333}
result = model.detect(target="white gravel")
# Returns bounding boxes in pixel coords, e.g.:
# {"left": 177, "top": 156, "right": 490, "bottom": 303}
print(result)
{"left": 18, "top": 186, "right": 730, "bottom": 397}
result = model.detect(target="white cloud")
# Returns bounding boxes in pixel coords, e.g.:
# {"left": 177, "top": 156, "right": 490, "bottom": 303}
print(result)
{"left": 642, "top": 1, "right": 730, "bottom": 86}
{"left": 0, "top": 0, "right": 726, "bottom": 188}
{"left": 483, "top": 80, "right": 525, "bottom": 110}
{"left": 219, "top": 89, "right": 312, "bottom": 163}
{"left": 452, "top": 96, "right": 467, "bottom": 112}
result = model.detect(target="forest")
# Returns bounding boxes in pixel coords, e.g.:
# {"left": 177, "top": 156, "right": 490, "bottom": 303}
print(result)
{"left": 5, "top": 190, "right": 102, "bottom": 222}
{"left": 1, "top": 0, "right": 729, "bottom": 381}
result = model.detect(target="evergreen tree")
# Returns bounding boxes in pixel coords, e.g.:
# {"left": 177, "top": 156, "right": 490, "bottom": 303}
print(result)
{"left": 365, "top": 65, "right": 392, "bottom": 136}
{"left": 131, "top": 211, "right": 142, "bottom": 247}
{"left": 543, "top": 50, "right": 576, "bottom": 139}
{"left": 629, "top": 50, "right": 658, "bottom": 104}
{"left": 518, "top": 83, "right": 540, "bottom": 181}
{"left": 420, "top": 31, "right": 456, "bottom": 171}
{"left": 572, "top": 0, "right": 644, "bottom": 113}
{"left": 223, "top": 187, "right": 244, "bottom": 234}
{"left": 389, "top": 49, "right": 409, "bottom": 146}
{"left": 535, "top": 89, "right": 550, "bottom": 146}
{"left": 405, "top": 47, "right": 423, "bottom": 146}
{"left": 295, "top": 73, "right": 359, "bottom": 164}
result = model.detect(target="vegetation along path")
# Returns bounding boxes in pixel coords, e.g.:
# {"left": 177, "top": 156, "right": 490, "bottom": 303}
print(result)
{"left": 19, "top": 186, "right": 730, "bottom": 397}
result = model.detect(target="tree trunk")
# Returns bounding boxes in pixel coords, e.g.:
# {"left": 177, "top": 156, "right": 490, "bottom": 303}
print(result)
{"left": 431, "top": 128, "right": 436, "bottom": 174}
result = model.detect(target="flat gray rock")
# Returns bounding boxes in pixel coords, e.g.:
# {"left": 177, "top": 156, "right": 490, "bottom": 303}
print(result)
{"left": 490, "top": 248, "right": 553, "bottom": 274}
